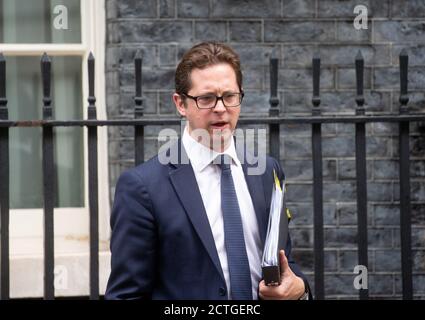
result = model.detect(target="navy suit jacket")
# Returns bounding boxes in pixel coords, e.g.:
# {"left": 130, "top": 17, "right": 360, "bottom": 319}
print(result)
{"left": 105, "top": 140, "right": 309, "bottom": 300}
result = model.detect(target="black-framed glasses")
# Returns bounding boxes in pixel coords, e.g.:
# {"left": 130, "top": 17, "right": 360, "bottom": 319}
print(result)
{"left": 181, "top": 92, "right": 244, "bottom": 109}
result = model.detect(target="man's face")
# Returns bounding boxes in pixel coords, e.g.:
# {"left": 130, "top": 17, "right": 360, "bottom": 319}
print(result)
{"left": 173, "top": 63, "right": 241, "bottom": 151}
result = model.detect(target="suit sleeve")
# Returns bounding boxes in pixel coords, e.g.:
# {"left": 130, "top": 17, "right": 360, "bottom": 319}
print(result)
{"left": 105, "top": 170, "right": 157, "bottom": 299}
{"left": 272, "top": 158, "right": 313, "bottom": 299}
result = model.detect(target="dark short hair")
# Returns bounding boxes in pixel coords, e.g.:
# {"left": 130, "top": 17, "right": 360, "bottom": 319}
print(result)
{"left": 175, "top": 42, "right": 243, "bottom": 95}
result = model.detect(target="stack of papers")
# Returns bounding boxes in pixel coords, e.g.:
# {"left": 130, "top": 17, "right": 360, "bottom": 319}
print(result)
{"left": 261, "top": 170, "right": 289, "bottom": 285}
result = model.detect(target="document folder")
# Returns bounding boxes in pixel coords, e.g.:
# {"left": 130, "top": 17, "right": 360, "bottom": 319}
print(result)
{"left": 261, "top": 170, "right": 290, "bottom": 286}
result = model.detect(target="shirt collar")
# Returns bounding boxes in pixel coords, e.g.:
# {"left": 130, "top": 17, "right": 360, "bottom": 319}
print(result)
{"left": 182, "top": 126, "right": 241, "bottom": 172}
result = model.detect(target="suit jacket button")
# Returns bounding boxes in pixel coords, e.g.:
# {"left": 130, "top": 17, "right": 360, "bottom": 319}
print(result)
{"left": 219, "top": 287, "right": 226, "bottom": 296}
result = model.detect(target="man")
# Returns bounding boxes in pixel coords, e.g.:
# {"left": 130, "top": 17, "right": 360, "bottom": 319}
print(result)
{"left": 105, "top": 42, "right": 310, "bottom": 300}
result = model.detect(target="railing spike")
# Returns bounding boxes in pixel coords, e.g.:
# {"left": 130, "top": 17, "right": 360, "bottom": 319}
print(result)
{"left": 355, "top": 50, "right": 365, "bottom": 111}
{"left": 0, "top": 53, "right": 6, "bottom": 115}
{"left": 355, "top": 50, "right": 363, "bottom": 61}
{"left": 269, "top": 58, "right": 279, "bottom": 116}
{"left": 87, "top": 52, "right": 96, "bottom": 118}
{"left": 399, "top": 49, "right": 409, "bottom": 111}
{"left": 41, "top": 52, "right": 50, "bottom": 62}
{"left": 312, "top": 52, "right": 321, "bottom": 112}
{"left": 135, "top": 49, "right": 142, "bottom": 60}
{"left": 40, "top": 53, "right": 52, "bottom": 119}
{"left": 134, "top": 50, "right": 143, "bottom": 116}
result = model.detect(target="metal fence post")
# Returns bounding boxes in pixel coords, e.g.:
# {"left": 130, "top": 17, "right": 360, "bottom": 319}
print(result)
{"left": 41, "top": 53, "right": 55, "bottom": 300}
{"left": 0, "top": 53, "right": 10, "bottom": 300}
{"left": 354, "top": 50, "right": 369, "bottom": 300}
{"left": 398, "top": 49, "right": 413, "bottom": 300}
{"left": 269, "top": 58, "right": 280, "bottom": 161}
{"left": 88, "top": 53, "right": 99, "bottom": 300}
{"left": 134, "top": 50, "right": 144, "bottom": 166}
{"left": 311, "top": 52, "right": 324, "bottom": 299}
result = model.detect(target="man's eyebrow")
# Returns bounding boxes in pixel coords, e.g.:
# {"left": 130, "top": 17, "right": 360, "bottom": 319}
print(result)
{"left": 197, "top": 91, "right": 216, "bottom": 96}
{"left": 197, "top": 90, "right": 239, "bottom": 96}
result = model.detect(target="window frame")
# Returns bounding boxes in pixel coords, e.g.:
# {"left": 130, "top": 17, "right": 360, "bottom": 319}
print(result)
{"left": 0, "top": 0, "right": 110, "bottom": 247}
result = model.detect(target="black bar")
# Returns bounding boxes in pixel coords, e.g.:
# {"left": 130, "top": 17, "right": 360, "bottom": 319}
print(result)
{"left": 399, "top": 49, "right": 409, "bottom": 114}
{"left": 355, "top": 51, "right": 365, "bottom": 113}
{"left": 269, "top": 58, "right": 279, "bottom": 116}
{"left": 354, "top": 50, "right": 368, "bottom": 300}
{"left": 1, "top": 114, "right": 425, "bottom": 128}
{"left": 134, "top": 50, "right": 144, "bottom": 165}
{"left": 87, "top": 53, "right": 99, "bottom": 300}
{"left": 41, "top": 53, "right": 55, "bottom": 300}
{"left": 311, "top": 53, "right": 324, "bottom": 299}
{"left": 312, "top": 125, "right": 324, "bottom": 300}
{"left": 312, "top": 52, "right": 321, "bottom": 112}
{"left": 0, "top": 53, "right": 6, "bottom": 112}
{"left": 269, "top": 58, "right": 280, "bottom": 160}
{"left": 0, "top": 53, "right": 10, "bottom": 300}
{"left": 398, "top": 49, "right": 413, "bottom": 299}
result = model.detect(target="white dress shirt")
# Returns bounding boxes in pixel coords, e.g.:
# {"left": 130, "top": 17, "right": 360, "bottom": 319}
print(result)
{"left": 182, "top": 127, "right": 263, "bottom": 299}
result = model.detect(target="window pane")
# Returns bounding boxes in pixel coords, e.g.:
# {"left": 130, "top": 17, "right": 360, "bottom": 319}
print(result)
{"left": 6, "top": 56, "right": 84, "bottom": 208}
{"left": 0, "top": 0, "right": 81, "bottom": 43}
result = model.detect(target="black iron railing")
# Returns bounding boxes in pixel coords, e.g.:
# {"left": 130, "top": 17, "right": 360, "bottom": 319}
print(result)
{"left": 0, "top": 49, "right": 424, "bottom": 300}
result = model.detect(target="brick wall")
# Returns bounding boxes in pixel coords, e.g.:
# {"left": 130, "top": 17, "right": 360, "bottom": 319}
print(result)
{"left": 105, "top": 0, "right": 425, "bottom": 299}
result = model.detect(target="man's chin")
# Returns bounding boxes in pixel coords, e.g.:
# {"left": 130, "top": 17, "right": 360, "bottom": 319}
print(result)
{"left": 210, "top": 128, "right": 233, "bottom": 151}
{"left": 210, "top": 127, "right": 233, "bottom": 136}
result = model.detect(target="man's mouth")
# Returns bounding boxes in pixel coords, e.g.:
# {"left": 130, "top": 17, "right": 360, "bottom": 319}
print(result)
{"left": 210, "top": 121, "right": 229, "bottom": 130}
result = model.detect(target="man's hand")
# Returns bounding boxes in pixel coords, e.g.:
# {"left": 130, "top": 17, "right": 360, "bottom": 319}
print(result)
{"left": 259, "top": 250, "right": 305, "bottom": 300}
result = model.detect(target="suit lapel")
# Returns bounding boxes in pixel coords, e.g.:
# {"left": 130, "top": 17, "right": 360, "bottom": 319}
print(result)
{"left": 168, "top": 142, "right": 225, "bottom": 282}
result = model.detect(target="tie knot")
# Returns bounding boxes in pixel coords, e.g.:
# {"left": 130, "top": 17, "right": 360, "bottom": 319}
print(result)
{"left": 215, "top": 154, "right": 232, "bottom": 171}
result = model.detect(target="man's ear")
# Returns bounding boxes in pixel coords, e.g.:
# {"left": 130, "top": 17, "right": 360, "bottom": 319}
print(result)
{"left": 173, "top": 93, "right": 186, "bottom": 117}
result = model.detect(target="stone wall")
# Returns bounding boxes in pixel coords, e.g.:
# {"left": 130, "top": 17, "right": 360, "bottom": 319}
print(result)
{"left": 105, "top": 0, "right": 425, "bottom": 299}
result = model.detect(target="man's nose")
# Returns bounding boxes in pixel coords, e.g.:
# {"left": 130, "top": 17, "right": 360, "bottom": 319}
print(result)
{"left": 213, "top": 98, "right": 226, "bottom": 112}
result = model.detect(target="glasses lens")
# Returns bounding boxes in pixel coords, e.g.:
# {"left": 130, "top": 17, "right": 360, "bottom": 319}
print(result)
{"left": 197, "top": 95, "right": 217, "bottom": 109}
{"left": 223, "top": 93, "right": 242, "bottom": 107}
